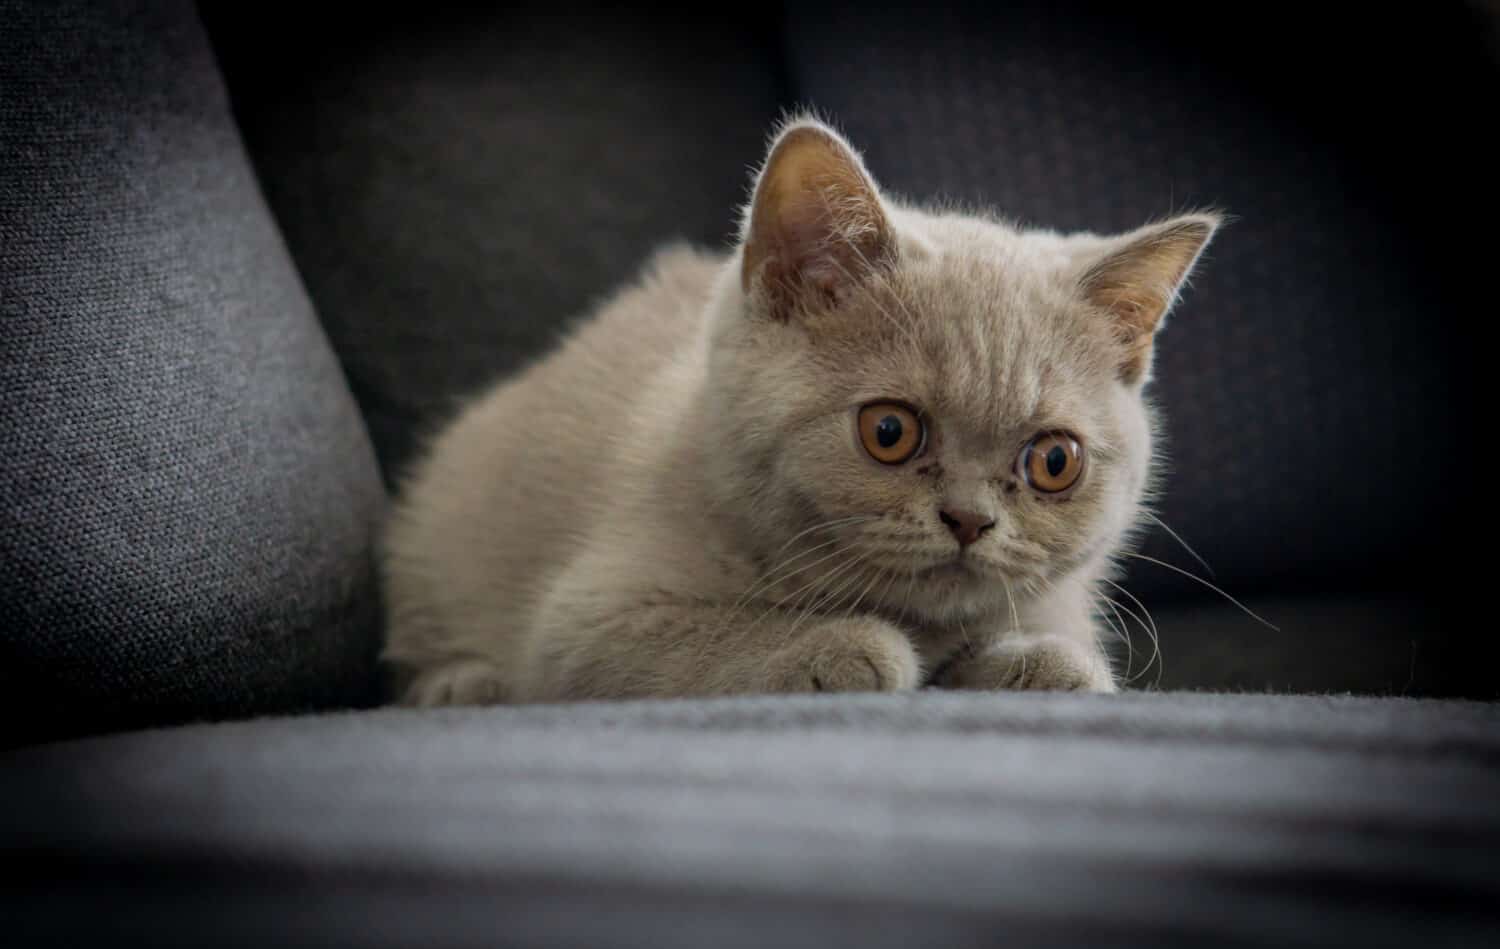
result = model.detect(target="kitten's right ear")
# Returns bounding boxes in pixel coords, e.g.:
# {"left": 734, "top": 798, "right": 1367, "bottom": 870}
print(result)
{"left": 740, "top": 120, "right": 896, "bottom": 321}
{"left": 1077, "top": 213, "right": 1222, "bottom": 384}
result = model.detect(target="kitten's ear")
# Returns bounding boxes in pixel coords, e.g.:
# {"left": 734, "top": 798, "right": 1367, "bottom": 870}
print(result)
{"left": 741, "top": 120, "right": 896, "bottom": 320}
{"left": 1078, "top": 213, "right": 1222, "bottom": 383}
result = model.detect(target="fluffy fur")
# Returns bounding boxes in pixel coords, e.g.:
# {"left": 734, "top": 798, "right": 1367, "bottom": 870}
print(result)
{"left": 382, "top": 118, "right": 1220, "bottom": 705}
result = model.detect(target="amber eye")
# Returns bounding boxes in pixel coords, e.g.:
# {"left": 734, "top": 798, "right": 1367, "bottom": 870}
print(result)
{"left": 1020, "top": 432, "right": 1085, "bottom": 495}
{"left": 858, "top": 403, "right": 924, "bottom": 465}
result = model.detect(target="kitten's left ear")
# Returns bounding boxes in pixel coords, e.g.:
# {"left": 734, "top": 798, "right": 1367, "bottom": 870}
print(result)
{"left": 1078, "top": 213, "right": 1222, "bottom": 384}
{"left": 740, "top": 119, "right": 896, "bottom": 321}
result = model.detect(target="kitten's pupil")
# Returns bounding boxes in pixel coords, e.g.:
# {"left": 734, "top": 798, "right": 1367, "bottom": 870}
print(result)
{"left": 876, "top": 416, "right": 903, "bottom": 448}
{"left": 1046, "top": 445, "right": 1067, "bottom": 478}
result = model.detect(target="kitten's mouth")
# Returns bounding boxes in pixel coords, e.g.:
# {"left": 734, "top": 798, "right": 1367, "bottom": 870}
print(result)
{"left": 912, "top": 557, "right": 976, "bottom": 581}
{"left": 909, "top": 552, "right": 1027, "bottom": 586}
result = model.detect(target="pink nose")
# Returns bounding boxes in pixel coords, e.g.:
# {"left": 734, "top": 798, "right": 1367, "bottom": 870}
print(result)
{"left": 938, "top": 508, "right": 995, "bottom": 547}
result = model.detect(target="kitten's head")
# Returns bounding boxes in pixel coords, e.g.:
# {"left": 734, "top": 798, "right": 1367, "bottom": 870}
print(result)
{"left": 705, "top": 118, "right": 1219, "bottom": 622}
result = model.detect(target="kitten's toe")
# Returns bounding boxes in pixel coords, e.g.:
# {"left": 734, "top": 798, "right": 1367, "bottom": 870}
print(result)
{"left": 403, "top": 659, "right": 509, "bottom": 706}
{"left": 942, "top": 634, "right": 1116, "bottom": 693}
{"left": 770, "top": 618, "right": 921, "bottom": 693}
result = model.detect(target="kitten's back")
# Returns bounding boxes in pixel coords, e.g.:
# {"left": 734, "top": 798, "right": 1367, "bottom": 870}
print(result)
{"left": 381, "top": 245, "right": 724, "bottom": 693}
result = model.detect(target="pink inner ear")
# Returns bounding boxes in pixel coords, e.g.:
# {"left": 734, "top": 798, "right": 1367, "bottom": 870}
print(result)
{"left": 805, "top": 262, "right": 842, "bottom": 296}
{"left": 742, "top": 125, "right": 894, "bottom": 318}
{"left": 1079, "top": 217, "right": 1218, "bottom": 381}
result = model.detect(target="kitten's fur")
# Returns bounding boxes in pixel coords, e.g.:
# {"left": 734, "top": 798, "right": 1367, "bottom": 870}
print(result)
{"left": 382, "top": 118, "right": 1219, "bottom": 705}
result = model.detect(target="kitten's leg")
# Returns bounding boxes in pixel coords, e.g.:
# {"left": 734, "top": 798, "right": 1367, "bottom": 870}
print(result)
{"left": 528, "top": 600, "right": 923, "bottom": 700}
{"left": 933, "top": 633, "right": 1117, "bottom": 693}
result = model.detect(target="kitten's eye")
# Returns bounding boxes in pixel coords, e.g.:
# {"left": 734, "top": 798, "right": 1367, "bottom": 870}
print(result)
{"left": 1020, "top": 432, "right": 1085, "bottom": 495}
{"left": 858, "top": 403, "right": 924, "bottom": 465}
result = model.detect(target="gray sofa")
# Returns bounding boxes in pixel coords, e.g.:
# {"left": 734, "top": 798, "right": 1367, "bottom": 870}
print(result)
{"left": 2, "top": 2, "right": 1495, "bottom": 945}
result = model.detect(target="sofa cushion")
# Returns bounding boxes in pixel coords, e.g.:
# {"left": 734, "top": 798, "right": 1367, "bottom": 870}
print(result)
{"left": 202, "top": 5, "right": 788, "bottom": 484}
{"left": 0, "top": 0, "right": 387, "bottom": 745}
{"left": 2, "top": 692, "right": 1496, "bottom": 947}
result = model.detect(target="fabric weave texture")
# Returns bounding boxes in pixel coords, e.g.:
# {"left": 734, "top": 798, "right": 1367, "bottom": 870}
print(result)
{"left": 4, "top": 691, "right": 1496, "bottom": 947}
{"left": 0, "top": 0, "right": 387, "bottom": 744}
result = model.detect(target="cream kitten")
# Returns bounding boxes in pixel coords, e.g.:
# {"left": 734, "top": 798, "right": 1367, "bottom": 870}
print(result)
{"left": 381, "top": 118, "right": 1220, "bottom": 705}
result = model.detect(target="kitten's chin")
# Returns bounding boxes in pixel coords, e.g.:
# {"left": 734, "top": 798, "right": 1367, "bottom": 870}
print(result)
{"left": 904, "top": 557, "right": 996, "bottom": 604}
{"left": 861, "top": 542, "right": 1042, "bottom": 615}
{"left": 879, "top": 571, "right": 1008, "bottom": 625}
{"left": 913, "top": 559, "right": 974, "bottom": 583}
{"left": 884, "top": 555, "right": 1033, "bottom": 622}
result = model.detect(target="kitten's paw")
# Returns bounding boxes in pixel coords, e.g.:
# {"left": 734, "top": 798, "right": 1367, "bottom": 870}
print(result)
{"left": 939, "top": 634, "right": 1116, "bottom": 693}
{"left": 402, "top": 659, "right": 509, "bottom": 706}
{"left": 768, "top": 618, "right": 921, "bottom": 693}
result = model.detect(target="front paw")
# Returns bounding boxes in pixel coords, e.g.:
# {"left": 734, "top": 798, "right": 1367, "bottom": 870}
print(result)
{"left": 937, "top": 634, "right": 1116, "bottom": 693}
{"left": 767, "top": 617, "right": 921, "bottom": 693}
{"left": 401, "top": 659, "right": 509, "bottom": 706}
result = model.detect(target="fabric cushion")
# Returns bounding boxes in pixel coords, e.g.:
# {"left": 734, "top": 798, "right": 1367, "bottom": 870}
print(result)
{"left": 0, "top": 0, "right": 387, "bottom": 746}
{"left": 3, "top": 692, "right": 1497, "bottom": 947}
{"left": 202, "top": 5, "right": 788, "bottom": 485}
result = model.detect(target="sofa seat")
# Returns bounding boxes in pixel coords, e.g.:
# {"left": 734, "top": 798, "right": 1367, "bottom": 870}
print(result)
{"left": 4, "top": 691, "right": 1496, "bottom": 947}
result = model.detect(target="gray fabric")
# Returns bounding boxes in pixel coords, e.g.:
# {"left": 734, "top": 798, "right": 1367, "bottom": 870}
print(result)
{"left": 202, "top": 5, "right": 787, "bottom": 485}
{"left": 3, "top": 692, "right": 1497, "bottom": 947}
{"left": 0, "top": 0, "right": 387, "bottom": 745}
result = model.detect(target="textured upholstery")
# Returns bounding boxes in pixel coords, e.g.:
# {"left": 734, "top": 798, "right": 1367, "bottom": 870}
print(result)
{"left": 0, "top": 0, "right": 387, "bottom": 745}
{"left": 203, "top": 4, "right": 788, "bottom": 485}
{"left": 4, "top": 692, "right": 1497, "bottom": 947}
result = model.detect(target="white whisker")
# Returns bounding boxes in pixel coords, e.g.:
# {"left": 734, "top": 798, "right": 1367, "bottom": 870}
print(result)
{"left": 1101, "top": 579, "right": 1162, "bottom": 689}
{"left": 896, "top": 568, "right": 918, "bottom": 626}
{"left": 841, "top": 565, "right": 888, "bottom": 623}
{"left": 1121, "top": 552, "right": 1279, "bottom": 631}
{"left": 1001, "top": 574, "right": 1021, "bottom": 637}
{"left": 784, "top": 550, "right": 877, "bottom": 641}
{"left": 1144, "top": 512, "right": 1216, "bottom": 579}
{"left": 1096, "top": 593, "right": 1147, "bottom": 685}
{"left": 1093, "top": 592, "right": 1136, "bottom": 681}
{"left": 728, "top": 534, "right": 853, "bottom": 617}
{"left": 745, "top": 546, "right": 862, "bottom": 635}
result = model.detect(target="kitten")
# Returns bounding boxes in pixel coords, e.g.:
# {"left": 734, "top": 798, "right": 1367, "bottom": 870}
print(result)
{"left": 381, "top": 117, "right": 1219, "bottom": 705}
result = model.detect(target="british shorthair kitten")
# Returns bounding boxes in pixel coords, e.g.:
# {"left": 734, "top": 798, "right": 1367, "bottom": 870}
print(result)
{"left": 382, "top": 117, "right": 1220, "bottom": 705}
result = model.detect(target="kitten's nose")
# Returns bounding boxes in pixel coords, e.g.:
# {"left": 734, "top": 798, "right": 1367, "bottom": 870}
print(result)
{"left": 938, "top": 508, "right": 996, "bottom": 547}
